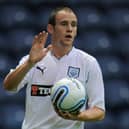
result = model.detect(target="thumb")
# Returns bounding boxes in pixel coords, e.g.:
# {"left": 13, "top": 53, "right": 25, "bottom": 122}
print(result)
{"left": 47, "top": 44, "right": 53, "bottom": 51}
{"left": 43, "top": 48, "right": 49, "bottom": 53}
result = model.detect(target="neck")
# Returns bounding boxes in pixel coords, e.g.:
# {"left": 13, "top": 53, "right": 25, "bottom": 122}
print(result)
{"left": 51, "top": 43, "right": 73, "bottom": 58}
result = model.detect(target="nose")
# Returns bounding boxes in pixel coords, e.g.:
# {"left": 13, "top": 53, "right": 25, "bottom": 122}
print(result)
{"left": 67, "top": 24, "right": 72, "bottom": 32}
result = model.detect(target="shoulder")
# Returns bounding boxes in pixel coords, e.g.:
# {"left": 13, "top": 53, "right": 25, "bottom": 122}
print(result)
{"left": 73, "top": 47, "right": 97, "bottom": 63}
{"left": 73, "top": 48, "right": 103, "bottom": 77}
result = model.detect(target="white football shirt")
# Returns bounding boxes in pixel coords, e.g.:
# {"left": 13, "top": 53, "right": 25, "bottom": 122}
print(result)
{"left": 11, "top": 47, "right": 105, "bottom": 129}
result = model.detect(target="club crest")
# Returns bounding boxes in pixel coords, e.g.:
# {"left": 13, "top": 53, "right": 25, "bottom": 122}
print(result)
{"left": 67, "top": 66, "right": 80, "bottom": 78}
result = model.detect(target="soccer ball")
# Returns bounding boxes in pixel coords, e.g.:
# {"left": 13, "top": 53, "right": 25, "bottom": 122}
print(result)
{"left": 51, "top": 78, "right": 86, "bottom": 114}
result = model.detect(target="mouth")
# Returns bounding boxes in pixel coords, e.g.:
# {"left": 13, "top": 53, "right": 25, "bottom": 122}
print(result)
{"left": 65, "top": 35, "right": 73, "bottom": 40}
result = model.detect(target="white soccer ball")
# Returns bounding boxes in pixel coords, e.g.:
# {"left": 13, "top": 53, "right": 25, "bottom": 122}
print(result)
{"left": 51, "top": 78, "right": 86, "bottom": 114}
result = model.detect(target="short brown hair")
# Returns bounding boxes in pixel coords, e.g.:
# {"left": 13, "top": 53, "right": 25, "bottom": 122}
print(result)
{"left": 48, "top": 6, "right": 76, "bottom": 26}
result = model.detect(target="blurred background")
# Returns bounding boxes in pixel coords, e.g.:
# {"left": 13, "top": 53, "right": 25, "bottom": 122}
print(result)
{"left": 0, "top": 0, "right": 129, "bottom": 129}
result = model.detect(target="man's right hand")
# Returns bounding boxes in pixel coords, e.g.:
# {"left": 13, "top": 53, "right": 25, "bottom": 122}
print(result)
{"left": 28, "top": 31, "right": 52, "bottom": 65}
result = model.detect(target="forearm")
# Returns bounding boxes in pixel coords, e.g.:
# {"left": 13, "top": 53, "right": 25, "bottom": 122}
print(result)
{"left": 3, "top": 59, "right": 34, "bottom": 91}
{"left": 77, "top": 106, "right": 105, "bottom": 121}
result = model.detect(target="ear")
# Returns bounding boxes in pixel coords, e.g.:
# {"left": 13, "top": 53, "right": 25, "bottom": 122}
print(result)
{"left": 47, "top": 24, "right": 54, "bottom": 34}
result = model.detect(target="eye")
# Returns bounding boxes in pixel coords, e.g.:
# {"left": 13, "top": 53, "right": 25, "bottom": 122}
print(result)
{"left": 61, "top": 21, "right": 68, "bottom": 26}
{"left": 71, "top": 22, "right": 77, "bottom": 27}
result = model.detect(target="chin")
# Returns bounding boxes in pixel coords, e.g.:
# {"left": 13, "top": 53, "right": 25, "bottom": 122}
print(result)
{"left": 62, "top": 40, "right": 73, "bottom": 46}
{"left": 62, "top": 42, "right": 73, "bottom": 47}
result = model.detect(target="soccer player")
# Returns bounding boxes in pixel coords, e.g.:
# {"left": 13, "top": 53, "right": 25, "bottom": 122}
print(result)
{"left": 3, "top": 6, "right": 105, "bottom": 129}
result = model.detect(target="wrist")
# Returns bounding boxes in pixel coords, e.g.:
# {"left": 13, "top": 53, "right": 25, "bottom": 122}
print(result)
{"left": 26, "top": 59, "right": 36, "bottom": 69}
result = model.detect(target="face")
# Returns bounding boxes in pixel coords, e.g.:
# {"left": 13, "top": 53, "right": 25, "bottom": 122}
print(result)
{"left": 48, "top": 10, "right": 77, "bottom": 47}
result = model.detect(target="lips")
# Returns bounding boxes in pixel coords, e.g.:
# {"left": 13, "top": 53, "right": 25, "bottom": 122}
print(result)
{"left": 65, "top": 35, "right": 72, "bottom": 39}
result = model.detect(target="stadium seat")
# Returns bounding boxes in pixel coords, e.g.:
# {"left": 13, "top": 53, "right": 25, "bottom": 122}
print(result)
{"left": 76, "top": 31, "right": 113, "bottom": 56}
{"left": 0, "top": 84, "right": 8, "bottom": 103}
{"left": 8, "top": 28, "right": 35, "bottom": 58}
{"left": 0, "top": 77, "right": 5, "bottom": 102}
{"left": 27, "top": 0, "right": 63, "bottom": 5}
{"left": 0, "top": 5, "right": 35, "bottom": 29}
{"left": 96, "top": 55, "right": 124, "bottom": 80}
{"left": 115, "top": 31, "right": 129, "bottom": 57}
{"left": 36, "top": 8, "right": 52, "bottom": 29}
{"left": 0, "top": 0, "right": 26, "bottom": 4}
{"left": 100, "top": 0, "right": 129, "bottom": 6}
{"left": 85, "top": 112, "right": 117, "bottom": 129}
{"left": 124, "top": 60, "right": 129, "bottom": 81}
{"left": 0, "top": 105, "right": 4, "bottom": 129}
{"left": 67, "top": 0, "right": 102, "bottom": 5}
{"left": 106, "top": 8, "right": 129, "bottom": 31}
{"left": 75, "top": 7, "right": 104, "bottom": 29}
{"left": 0, "top": 75, "right": 25, "bottom": 103}
{"left": 0, "top": 80, "right": 13, "bottom": 103}
{"left": 0, "top": 33, "right": 7, "bottom": 53}
{"left": 105, "top": 79, "right": 129, "bottom": 109}
{"left": 3, "top": 87, "right": 26, "bottom": 103}
{"left": 0, "top": 54, "right": 14, "bottom": 77}
{"left": 2, "top": 104, "right": 24, "bottom": 129}
{"left": 117, "top": 110, "right": 129, "bottom": 129}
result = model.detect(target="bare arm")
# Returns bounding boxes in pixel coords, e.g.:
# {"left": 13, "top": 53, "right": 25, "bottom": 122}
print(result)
{"left": 3, "top": 60, "right": 34, "bottom": 91}
{"left": 56, "top": 106, "right": 105, "bottom": 121}
{"left": 3, "top": 31, "right": 51, "bottom": 91}
{"left": 77, "top": 106, "right": 105, "bottom": 121}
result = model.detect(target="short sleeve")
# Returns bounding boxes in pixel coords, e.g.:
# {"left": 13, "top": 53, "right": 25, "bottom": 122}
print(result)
{"left": 86, "top": 58, "right": 105, "bottom": 111}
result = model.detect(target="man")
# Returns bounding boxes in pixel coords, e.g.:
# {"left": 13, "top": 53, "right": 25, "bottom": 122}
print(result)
{"left": 3, "top": 6, "right": 105, "bottom": 129}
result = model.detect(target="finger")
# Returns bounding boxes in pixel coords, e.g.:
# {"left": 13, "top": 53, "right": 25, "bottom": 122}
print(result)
{"left": 32, "top": 35, "right": 38, "bottom": 45}
{"left": 32, "top": 31, "right": 48, "bottom": 47}
{"left": 38, "top": 31, "right": 48, "bottom": 46}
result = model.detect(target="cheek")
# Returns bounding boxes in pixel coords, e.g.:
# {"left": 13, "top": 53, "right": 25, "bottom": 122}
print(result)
{"left": 53, "top": 31, "right": 62, "bottom": 41}
{"left": 74, "top": 30, "right": 77, "bottom": 37}
{"left": 55, "top": 32, "right": 61, "bottom": 38}
{"left": 72, "top": 27, "right": 77, "bottom": 36}
{"left": 55, "top": 30, "right": 63, "bottom": 37}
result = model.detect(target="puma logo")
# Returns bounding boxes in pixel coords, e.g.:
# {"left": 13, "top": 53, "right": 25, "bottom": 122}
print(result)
{"left": 36, "top": 66, "right": 46, "bottom": 75}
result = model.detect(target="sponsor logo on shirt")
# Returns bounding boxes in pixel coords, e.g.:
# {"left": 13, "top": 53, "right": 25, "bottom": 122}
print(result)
{"left": 31, "top": 84, "right": 53, "bottom": 96}
{"left": 67, "top": 66, "right": 80, "bottom": 78}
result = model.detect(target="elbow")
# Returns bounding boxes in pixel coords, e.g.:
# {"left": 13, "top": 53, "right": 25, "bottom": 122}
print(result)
{"left": 3, "top": 78, "right": 13, "bottom": 91}
{"left": 3, "top": 79, "right": 9, "bottom": 91}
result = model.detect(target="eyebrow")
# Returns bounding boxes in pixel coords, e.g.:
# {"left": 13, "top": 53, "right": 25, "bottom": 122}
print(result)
{"left": 60, "top": 20, "right": 77, "bottom": 23}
